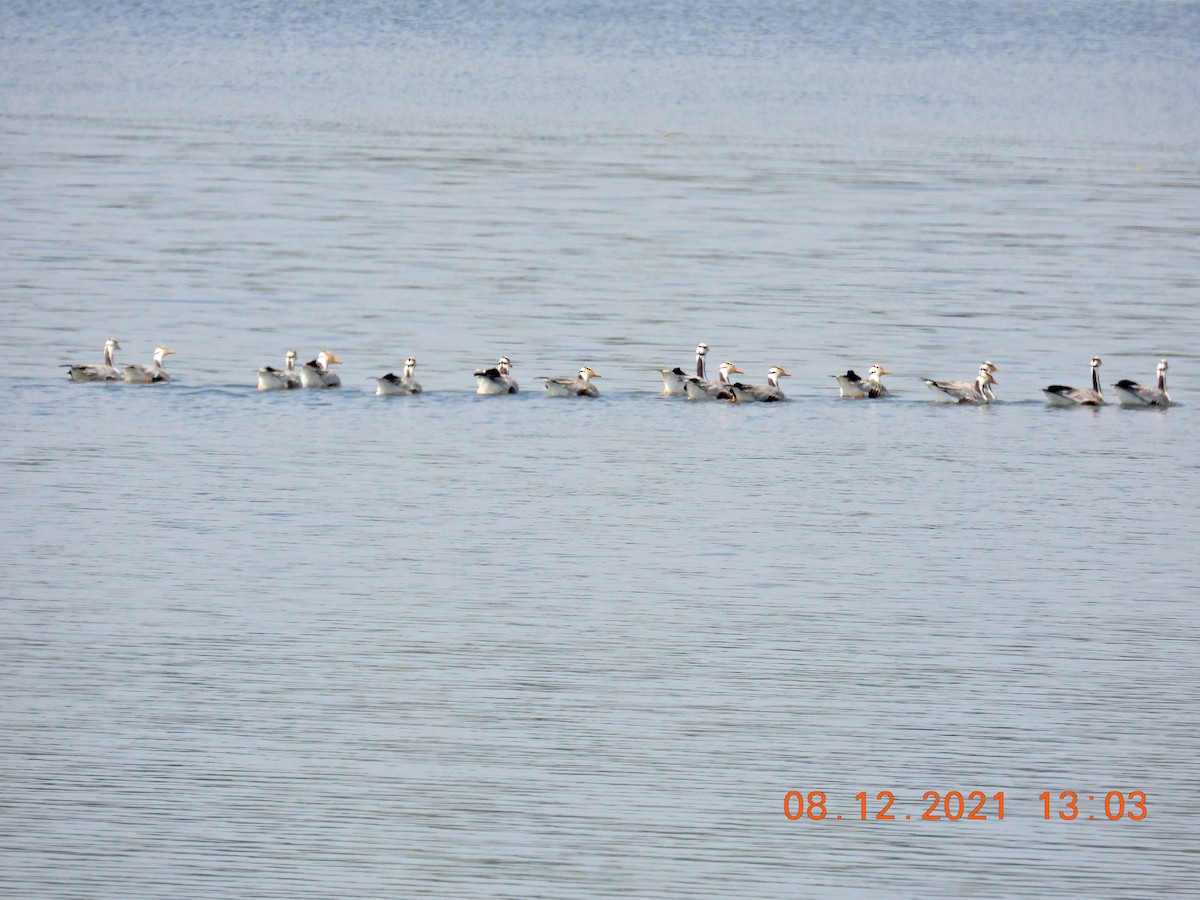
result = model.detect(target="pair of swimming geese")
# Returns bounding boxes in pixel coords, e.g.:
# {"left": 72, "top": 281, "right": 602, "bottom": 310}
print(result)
{"left": 473, "top": 357, "right": 602, "bottom": 397}
{"left": 255, "top": 350, "right": 353, "bottom": 390}
{"left": 65, "top": 339, "right": 175, "bottom": 383}
{"left": 1043, "top": 356, "right": 1171, "bottom": 407}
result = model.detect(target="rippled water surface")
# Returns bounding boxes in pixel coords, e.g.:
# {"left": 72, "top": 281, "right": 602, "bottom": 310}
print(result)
{"left": 3, "top": 2, "right": 1199, "bottom": 897}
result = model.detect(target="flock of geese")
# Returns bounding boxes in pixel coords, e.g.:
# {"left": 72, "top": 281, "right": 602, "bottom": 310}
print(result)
{"left": 65, "top": 339, "right": 1175, "bottom": 408}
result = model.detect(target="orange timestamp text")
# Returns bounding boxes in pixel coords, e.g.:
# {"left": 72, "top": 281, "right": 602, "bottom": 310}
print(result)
{"left": 783, "top": 790, "right": 1147, "bottom": 822}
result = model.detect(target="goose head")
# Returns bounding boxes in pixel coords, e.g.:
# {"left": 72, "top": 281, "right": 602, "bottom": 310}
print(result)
{"left": 717, "top": 362, "right": 744, "bottom": 382}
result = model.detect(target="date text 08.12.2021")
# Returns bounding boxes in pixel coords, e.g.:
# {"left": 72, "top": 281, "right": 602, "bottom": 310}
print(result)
{"left": 783, "top": 790, "right": 1148, "bottom": 822}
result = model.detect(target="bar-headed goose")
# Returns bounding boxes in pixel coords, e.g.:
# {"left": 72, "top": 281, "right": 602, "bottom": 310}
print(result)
{"left": 1113, "top": 359, "right": 1171, "bottom": 407}
{"left": 542, "top": 366, "right": 602, "bottom": 397}
{"left": 299, "top": 351, "right": 342, "bottom": 388}
{"left": 376, "top": 356, "right": 423, "bottom": 396}
{"left": 1043, "top": 357, "right": 1104, "bottom": 407}
{"left": 730, "top": 366, "right": 791, "bottom": 402}
{"left": 660, "top": 343, "right": 707, "bottom": 396}
{"left": 684, "top": 360, "right": 743, "bottom": 400}
{"left": 124, "top": 346, "right": 175, "bottom": 383}
{"left": 925, "top": 364, "right": 997, "bottom": 404}
{"left": 833, "top": 364, "right": 891, "bottom": 398}
{"left": 475, "top": 356, "right": 518, "bottom": 395}
{"left": 258, "top": 350, "right": 300, "bottom": 391}
{"left": 66, "top": 339, "right": 122, "bottom": 382}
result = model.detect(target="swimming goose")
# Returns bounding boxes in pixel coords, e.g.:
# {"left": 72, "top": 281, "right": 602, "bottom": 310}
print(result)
{"left": 729, "top": 366, "right": 791, "bottom": 402}
{"left": 924, "top": 364, "right": 997, "bottom": 404}
{"left": 542, "top": 366, "right": 602, "bottom": 397}
{"left": 66, "top": 339, "right": 122, "bottom": 382}
{"left": 1113, "top": 359, "right": 1171, "bottom": 407}
{"left": 1043, "top": 357, "right": 1104, "bottom": 407}
{"left": 124, "top": 346, "right": 175, "bottom": 383}
{"left": 833, "top": 364, "right": 892, "bottom": 398}
{"left": 660, "top": 343, "right": 708, "bottom": 396}
{"left": 257, "top": 350, "right": 300, "bottom": 391}
{"left": 375, "top": 356, "right": 423, "bottom": 396}
{"left": 299, "top": 351, "right": 342, "bottom": 388}
{"left": 475, "top": 356, "right": 518, "bottom": 395}
{"left": 684, "top": 361, "right": 743, "bottom": 400}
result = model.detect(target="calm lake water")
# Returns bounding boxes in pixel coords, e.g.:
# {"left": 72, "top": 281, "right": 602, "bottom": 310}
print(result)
{"left": 2, "top": 2, "right": 1199, "bottom": 897}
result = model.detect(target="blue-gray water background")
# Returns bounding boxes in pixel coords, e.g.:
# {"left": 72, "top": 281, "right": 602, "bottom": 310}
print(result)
{"left": 2, "top": 2, "right": 1199, "bottom": 896}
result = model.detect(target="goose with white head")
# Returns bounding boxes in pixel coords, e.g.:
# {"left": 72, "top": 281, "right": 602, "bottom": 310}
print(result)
{"left": 299, "top": 351, "right": 342, "bottom": 388}
{"left": 684, "top": 360, "right": 743, "bottom": 400}
{"left": 659, "top": 343, "right": 708, "bottom": 396}
{"left": 542, "top": 366, "right": 602, "bottom": 398}
{"left": 1043, "top": 357, "right": 1105, "bottom": 407}
{"left": 66, "top": 339, "right": 122, "bottom": 382}
{"left": 124, "top": 346, "right": 175, "bottom": 383}
{"left": 258, "top": 350, "right": 300, "bottom": 390}
{"left": 729, "top": 365, "right": 791, "bottom": 402}
{"left": 1113, "top": 359, "right": 1171, "bottom": 407}
{"left": 833, "top": 363, "right": 891, "bottom": 398}
{"left": 375, "top": 356, "right": 422, "bottom": 396}
{"left": 925, "top": 363, "right": 998, "bottom": 404}
{"left": 475, "top": 356, "right": 519, "bottom": 395}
